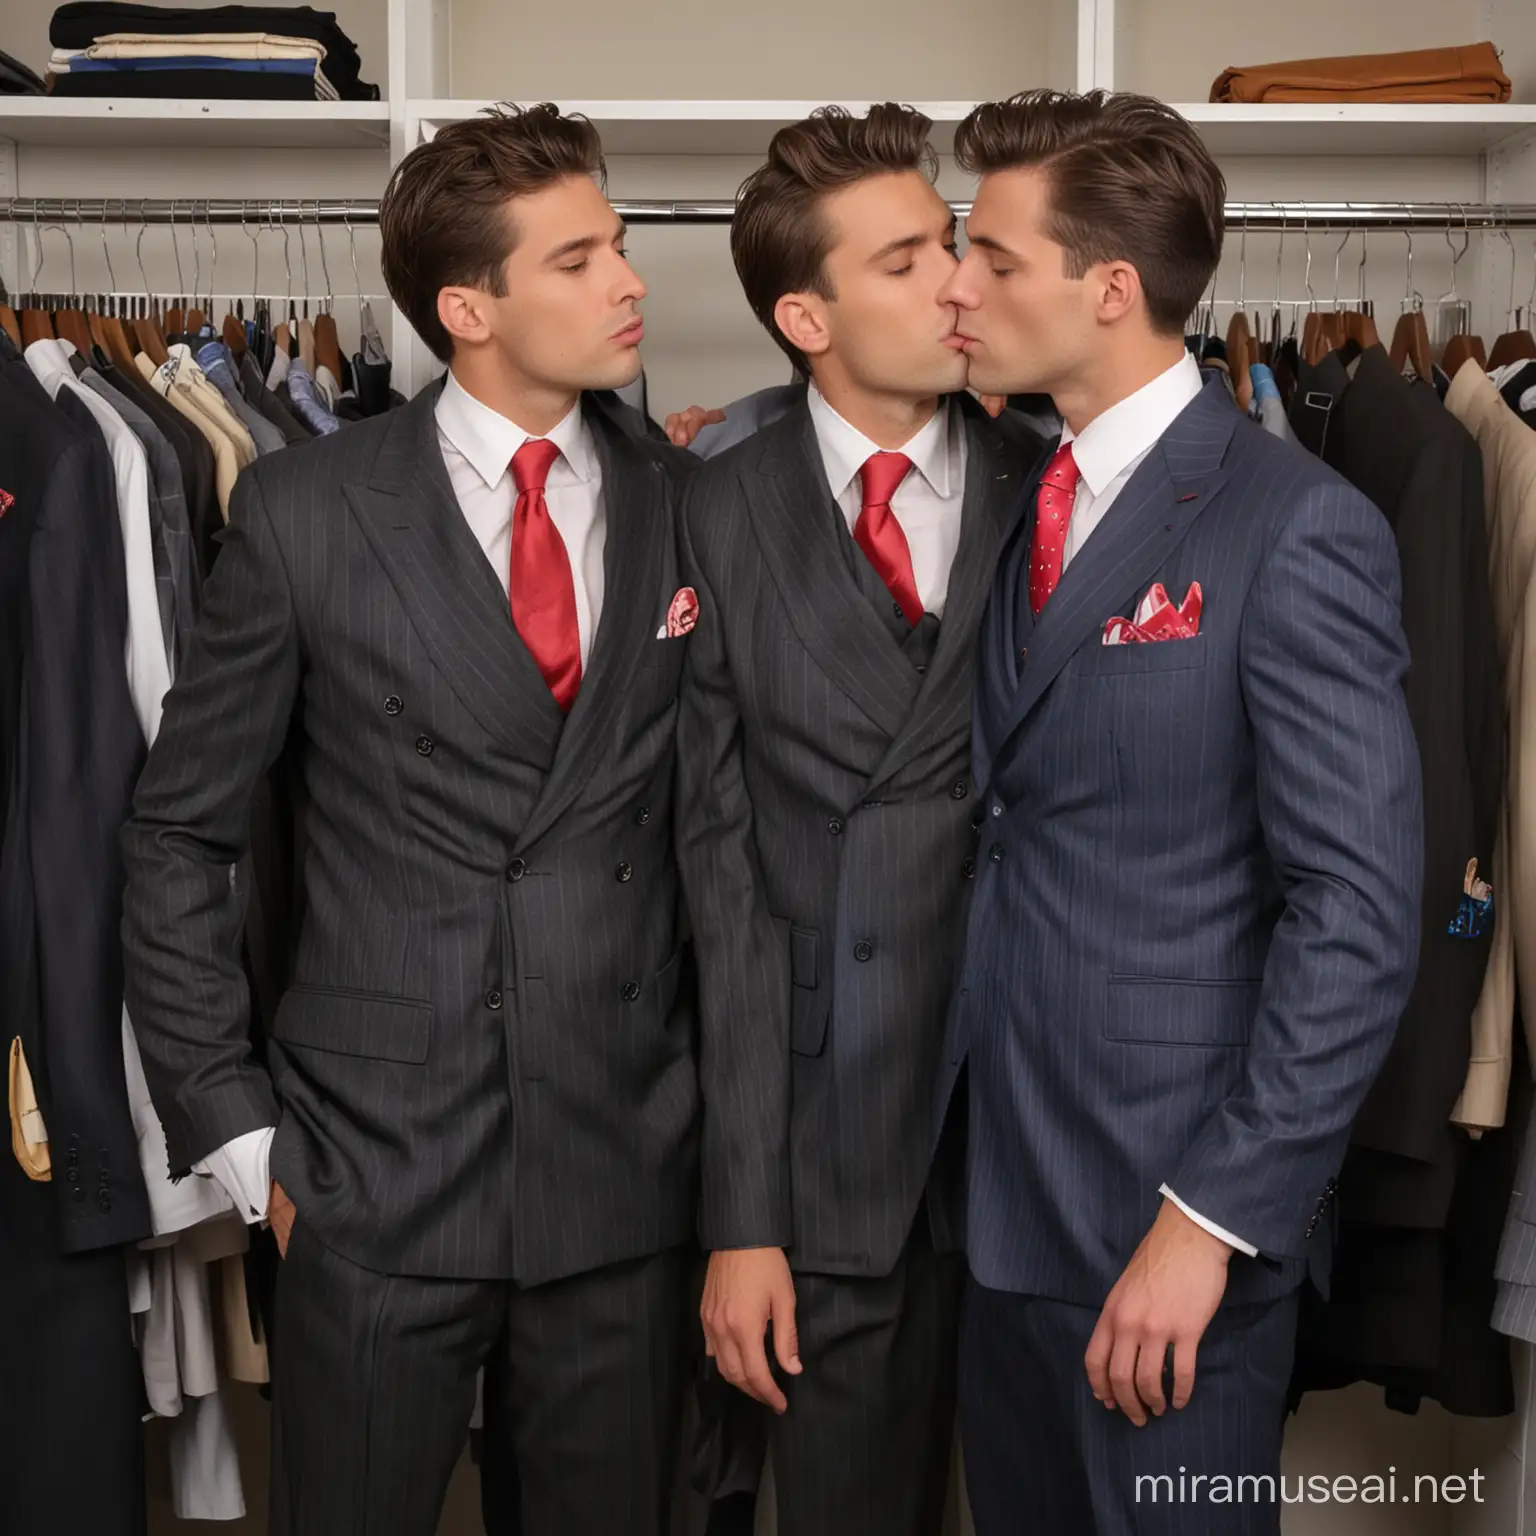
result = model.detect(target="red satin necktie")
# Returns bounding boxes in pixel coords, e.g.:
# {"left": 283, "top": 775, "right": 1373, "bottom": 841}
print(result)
{"left": 1028, "top": 442, "right": 1081, "bottom": 617}
{"left": 509, "top": 437, "right": 582, "bottom": 711}
{"left": 854, "top": 451, "right": 923, "bottom": 626}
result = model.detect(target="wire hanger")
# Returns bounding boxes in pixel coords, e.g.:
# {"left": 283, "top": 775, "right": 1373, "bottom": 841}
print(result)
{"left": 1488, "top": 220, "right": 1536, "bottom": 368}
{"left": 1225, "top": 209, "right": 1254, "bottom": 408}
{"left": 1387, "top": 230, "right": 1432, "bottom": 383}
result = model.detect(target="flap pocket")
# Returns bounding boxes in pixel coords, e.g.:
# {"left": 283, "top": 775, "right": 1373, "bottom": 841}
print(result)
{"left": 273, "top": 986, "right": 433, "bottom": 1064}
{"left": 788, "top": 924, "right": 828, "bottom": 1057}
{"left": 1105, "top": 978, "right": 1259, "bottom": 1047}
{"left": 1081, "top": 637, "right": 1208, "bottom": 676}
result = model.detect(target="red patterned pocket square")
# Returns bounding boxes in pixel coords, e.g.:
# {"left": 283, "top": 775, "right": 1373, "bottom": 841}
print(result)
{"left": 1102, "top": 581, "right": 1202, "bottom": 645}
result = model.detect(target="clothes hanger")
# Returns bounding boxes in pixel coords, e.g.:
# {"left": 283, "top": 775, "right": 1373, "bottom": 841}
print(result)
{"left": 183, "top": 200, "right": 211, "bottom": 337}
{"left": 0, "top": 261, "right": 19, "bottom": 348}
{"left": 94, "top": 204, "right": 137, "bottom": 370}
{"left": 1224, "top": 212, "right": 1254, "bottom": 408}
{"left": 1342, "top": 226, "right": 1379, "bottom": 351}
{"left": 16, "top": 208, "right": 56, "bottom": 344}
{"left": 163, "top": 201, "right": 187, "bottom": 342}
{"left": 1488, "top": 225, "right": 1536, "bottom": 368}
{"left": 1387, "top": 232, "right": 1433, "bottom": 383}
{"left": 312, "top": 204, "right": 344, "bottom": 381}
{"left": 1436, "top": 207, "right": 1484, "bottom": 375}
{"left": 46, "top": 208, "right": 95, "bottom": 356}
{"left": 129, "top": 207, "right": 170, "bottom": 365}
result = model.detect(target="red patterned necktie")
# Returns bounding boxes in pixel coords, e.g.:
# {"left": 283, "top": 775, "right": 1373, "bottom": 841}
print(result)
{"left": 509, "top": 437, "right": 582, "bottom": 711}
{"left": 1028, "top": 442, "right": 1082, "bottom": 616}
{"left": 854, "top": 451, "right": 923, "bottom": 626}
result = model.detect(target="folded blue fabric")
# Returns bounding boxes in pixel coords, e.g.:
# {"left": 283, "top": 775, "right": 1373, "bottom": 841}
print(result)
{"left": 64, "top": 54, "right": 317, "bottom": 73}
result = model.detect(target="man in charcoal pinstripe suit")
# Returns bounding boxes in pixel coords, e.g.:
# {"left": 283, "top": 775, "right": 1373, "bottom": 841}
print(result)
{"left": 120, "top": 107, "right": 699, "bottom": 1536}
{"left": 677, "top": 105, "right": 1050, "bottom": 1536}
{"left": 935, "top": 91, "right": 1423, "bottom": 1534}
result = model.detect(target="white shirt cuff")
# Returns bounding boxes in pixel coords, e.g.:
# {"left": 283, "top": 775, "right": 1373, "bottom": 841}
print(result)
{"left": 193, "top": 1126, "right": 275, "bottom": 1224}
{"left": 1158, "top": 1184, "right": 1259, "bottom": 1257}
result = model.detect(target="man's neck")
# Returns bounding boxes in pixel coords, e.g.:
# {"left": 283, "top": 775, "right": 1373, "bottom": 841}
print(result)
{"left": 1054, "top": 338, "right": 1188, "bottom": 439}
{"left": 811, "top": 371, "right": 940, "bottom": 451}
{"left": 448, "top": 358, "right": 579, "bottom": 439}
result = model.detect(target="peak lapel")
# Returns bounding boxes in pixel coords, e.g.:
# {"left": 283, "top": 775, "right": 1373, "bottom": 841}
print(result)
{"left": 343, "top": 386, "right": 564, "bottom": 769}
{"left": 865, "top": 402, "right": 1033, "bottom": 790}
{"left": 747, "top": 404, "right": 922, "bottom": 742}
{"left": 516, "top": 398, "right": 669, "bottom": 852}
{"left": 994, "top": 381, "right": 1237, "bottom": 751}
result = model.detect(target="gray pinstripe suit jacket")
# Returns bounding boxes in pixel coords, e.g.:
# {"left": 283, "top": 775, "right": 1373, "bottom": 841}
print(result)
{"left": 676, "top": 394, "right": 1049, "bottom": 1278}
{"left": 941, "top": 377, "right": 1424, "bottom": 1309}
{"left": 121, "top": 385, "right": 700, "bottom": 1284}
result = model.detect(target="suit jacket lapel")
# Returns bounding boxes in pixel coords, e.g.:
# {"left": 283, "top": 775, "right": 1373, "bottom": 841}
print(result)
{"left": 994, "top": 380, "right": 1237, "bottom": 751}
{"left": 344, "top": 385, "right": 564, "bottom": 769}
{"left": 747, "top": 402, "right": 925, "bottom": 742}
{"left": 516, "top": 395, "right": 668, "bottom": 852}
{"left": 866, "top": 400, "right": 1033, "bottom": 790}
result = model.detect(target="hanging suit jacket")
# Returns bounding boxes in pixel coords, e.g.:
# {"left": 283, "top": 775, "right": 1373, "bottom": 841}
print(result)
{"left": 0, "top": 347, "right": 152, "bottom": 1251}
{"left": 676, "top": 393, "right": 1049, "bottom": 1276}
{"left": 942, "top": 376, "right": 1423, "bottom": 1309}
{"left": 122, "top": 383, "right": 701, "bottom": 1285}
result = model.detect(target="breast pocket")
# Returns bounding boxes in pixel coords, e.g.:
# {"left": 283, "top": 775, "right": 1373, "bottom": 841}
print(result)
{"left": 1078, "top": 636, "right": 1209, "bottom": 677}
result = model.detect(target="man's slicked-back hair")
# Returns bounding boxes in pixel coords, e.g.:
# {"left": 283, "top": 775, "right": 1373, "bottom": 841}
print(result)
{"left": 731, "top": 103, "right": 938, "bottom": 376}
{"left": 379, "top": 102, "right": 607, "bottom": 362}
{"left": 955, "top": 90, "right": 1224, "bottom": 336}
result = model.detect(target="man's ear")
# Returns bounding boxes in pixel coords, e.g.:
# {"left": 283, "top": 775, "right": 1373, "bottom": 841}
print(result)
{"left": 438, "top": 285, "right": 493, "bottom": 351}
{"left": 1094, "top": 260, "right": 1144, "bottom": 327}
{"left": 774, "top": 291, "right": 832, "bottom": 363}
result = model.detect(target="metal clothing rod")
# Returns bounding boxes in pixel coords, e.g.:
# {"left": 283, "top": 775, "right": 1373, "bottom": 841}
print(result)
{"left": 6, "top": 197, "right": 1536, "bottom": 230}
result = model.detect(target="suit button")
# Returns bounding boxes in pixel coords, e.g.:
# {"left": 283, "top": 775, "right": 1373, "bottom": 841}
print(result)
{"left": 951, "top": 780, "right": 968, "bottom": 800}
{"left": 621, "top": 980, "right": 641, "bottom": 1002}
{"left": 72, "top": 1187, "right": 85, "bottom": 1202}
{"left": 485, "top": 990, "right": 503, "bottom": 1010}
{"left": 506, "top": 859, "right": 526, "bottom": 882}
{"left": 827, "top": 817, "right": 844, "bottom": 836}
{"left": 991, "top": 804, "right": 1002, "bottom": 817}
{"left": 853, "top": 940, "right": 874, "bottom": 962}
{"left": 635, "top": 805, "right": 651, "bottom": 826}
{"left": 915, "top": 663, "right": 927, "bottom": 675}
{"left": 384, "top": 695, "right": 403, "bottom": 716}
{"left": 415, "top": 736, "right": 434, "bottom": 757}
{"left": 962, "top": 857, "right": 976, "bottom": 880}
{"left": 97, "top": 1194, "right": 111, "bottom": 1212}
{"left": 989, "top": 845, "right": 1004, "bottom": 863}
{"left": 616, "top": 861, "right": 633, "bottom": 883}
{"left": 67, "top": 1168, "right": 80, "bottom": 1183}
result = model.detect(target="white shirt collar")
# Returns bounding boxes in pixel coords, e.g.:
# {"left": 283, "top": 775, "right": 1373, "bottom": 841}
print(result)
{"left": 1061, "top": 352, "right": 1203, "bottom": 497}
{"left": 435, "top": 369, "right": 595, "bottom": 492}
{"left": 807, "top": 384, "right": 954, "bottom": 502}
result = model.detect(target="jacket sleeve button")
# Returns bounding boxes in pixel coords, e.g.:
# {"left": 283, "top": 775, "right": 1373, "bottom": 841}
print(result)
{"left": 853, "top": 940, "right": 874, "bottom": 962}
{"left": 621, "top": 981, "right": 641, "bottom": 1002}
{"left": 616, "top": 861, "right": 634, "bottom": 882}
{"left": 415, "top": 736, "right": 434, "bottom": 757}
{"left": 827, "top": 817, "right": 844, "bottom": 836}
{"left": 384, "top": 695, "right": 403, "bottom": 716}
{"left": 951, "top": 780, "right": 968, "bottom": 800}
{"left": 506, "top": 858, "right": 526, "bottom": 882}
{"left": 485, "top": 990, "right": 503, "bottom": 1011}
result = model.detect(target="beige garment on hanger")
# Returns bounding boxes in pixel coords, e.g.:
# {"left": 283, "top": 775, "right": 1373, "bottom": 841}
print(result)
{"left": 136, "top": 352, "right": 245, "bottom": 519}
{"left": 298, "top": 318, "right": 317, "bottom": 376}
{"left": 166, "top": 344, "right": 258, "bottom": 465}
{"left": 1446, "top": 359, "right": 1536, "bottom": 1133}
{"left": 8, "top": 1037, "right": 50, "bottom": 1180}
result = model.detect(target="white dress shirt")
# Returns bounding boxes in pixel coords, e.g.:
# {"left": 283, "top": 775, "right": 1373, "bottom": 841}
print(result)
{"left": 1059, "top": 350, "right": 1204, "bottom": 574}
{"left": 807, "top": 385, "right": 968, "bottom": 618}
{"left": 435, "top": 369, "right": 607, "bottom": 668}
{"left": 195, "top": 372, "right": 612, "bottom": 1224}
{"left": 1046, "top": 351, "right": 1258, "bottom": 1260}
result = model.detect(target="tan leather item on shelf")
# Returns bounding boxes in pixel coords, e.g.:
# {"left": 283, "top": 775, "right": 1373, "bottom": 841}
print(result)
{"left": 9, "top": 1037, "right": 52, "bottom": 1182}
{"left": 1211, "top": 42, "right": 1512, "bottom": 104}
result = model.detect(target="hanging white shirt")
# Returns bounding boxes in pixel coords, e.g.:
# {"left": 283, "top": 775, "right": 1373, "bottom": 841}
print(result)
{"left": 25, "top": 336, "right": 171, "bottom": 743}
{"left": 807, "top": 384, "right": 968, "bottom": 618}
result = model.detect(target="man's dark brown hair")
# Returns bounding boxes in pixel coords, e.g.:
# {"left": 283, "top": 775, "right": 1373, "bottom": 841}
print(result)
{"left": 731, "top": 104, "right": 937, "bottom": 376}
{"left": 379, "top": 102, "right": 606, "bottom": 362}
{"left": 955, "top": 90, "right": 1224, "bottom": 336}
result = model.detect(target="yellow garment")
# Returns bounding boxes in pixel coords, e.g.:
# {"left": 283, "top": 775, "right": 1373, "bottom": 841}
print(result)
{"left": 9, "top": 1037, "right": 51, "bottom": 1181}
{"left": 135, "top": 352, "right": 244, "bottom": 521}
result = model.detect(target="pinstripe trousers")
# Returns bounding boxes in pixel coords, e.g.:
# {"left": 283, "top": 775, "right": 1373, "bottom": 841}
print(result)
{"left": 961, "top": 1277, "right": 1298, "bottom": 1536}
{"left": 268, "top": 1213, "right": 696, "bottom": 1536}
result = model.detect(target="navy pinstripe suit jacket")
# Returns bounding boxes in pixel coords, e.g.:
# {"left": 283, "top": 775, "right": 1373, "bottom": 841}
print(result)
{"left": 939, "top": 376, "right": 1424, "bottom": 1308}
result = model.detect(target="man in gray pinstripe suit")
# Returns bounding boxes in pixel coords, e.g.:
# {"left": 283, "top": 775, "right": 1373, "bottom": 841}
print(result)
{"left": 935, "top": 91, "right": 1424, "bottom": 1533}
{"left": 676, "top": 104, "right": 1050, "bottom": 1536}
{"left": 121, "top": 106, "right": 700, "bottom": 1536}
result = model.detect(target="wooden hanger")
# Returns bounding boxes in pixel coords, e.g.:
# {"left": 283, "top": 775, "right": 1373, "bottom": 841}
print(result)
{"left": 222, "top": 311, "right": 247, "bottom": 357}
{"left": 1488, "top": 320, "right": 1536, "bottom": 369}
{"left": 314, "top": 310, "right": 344, "bottom": 381}
{"left": 1442, "top": 333, "right": 1487, "bottom": 377}
{"left": 0, "top": 304, "right": 19, "bottom": 348}
{"left": 1389, "top": 306, "right": 1433, "bottom": 383}
{"left": 1344, "top": 307, "right": 1380, "bottom": 350}
{"left": 1225, "top": 309, "right": 1254, "bottom": 410}
{"left": 53, "top": 305, "right": 95, "bottom": 357}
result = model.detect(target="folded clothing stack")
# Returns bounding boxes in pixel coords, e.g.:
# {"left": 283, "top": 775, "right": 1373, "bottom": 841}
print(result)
{"left": 1210, "top": 40, "right": 1512, "bottom": 103}
{"left": 47, "top": 3, "right": 378, "bottom": 100}
{"left": 1, "top": 48, "right": 47, "bottom": 94}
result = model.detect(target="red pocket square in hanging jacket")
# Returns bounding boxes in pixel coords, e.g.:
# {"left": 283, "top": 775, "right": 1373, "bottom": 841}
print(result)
{"left": 0, "top": 488, "right": 13, "bottom": 519}
{"left": 1102, "top": 581, "right": 1203, "bottom": 645}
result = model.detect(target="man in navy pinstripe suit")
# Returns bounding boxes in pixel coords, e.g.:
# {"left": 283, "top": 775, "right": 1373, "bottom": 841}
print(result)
{"left": 934, "top": 91, "right": 1423, "bottom": 1533}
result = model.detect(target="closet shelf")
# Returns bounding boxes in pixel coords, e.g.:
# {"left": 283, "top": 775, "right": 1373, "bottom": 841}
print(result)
{"left": 410, "top": 99, "right": 1536, "bottom": 159}
{"left": 0, "top": 98, "right": 390, "bottom": 148}
{"left": 1172, "top": 103, "right": 1536, "bottom": 156}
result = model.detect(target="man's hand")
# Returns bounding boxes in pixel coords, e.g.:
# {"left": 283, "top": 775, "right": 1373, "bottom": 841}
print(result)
{"left": 269, "top": 1179, "right": 296, "bottom": 1258}
{"left": 664, "top": 404, "right": 727, "bottom": 448}
{"left": 1084, "top": 1198, "right": 1232, "bottom": 1426}
{"left": 701, "top": 1246, "right": 802, "bottom": 1413}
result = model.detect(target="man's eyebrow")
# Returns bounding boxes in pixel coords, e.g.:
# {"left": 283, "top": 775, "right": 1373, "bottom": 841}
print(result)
{"left": 545, "top": 223, "right": 627, "bottom": 263}
{"left": 868, "top": 232, "right": 929, "bottom": 263}
{"left": 966, "top": 233, "right": 1022, "bottom": 260}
